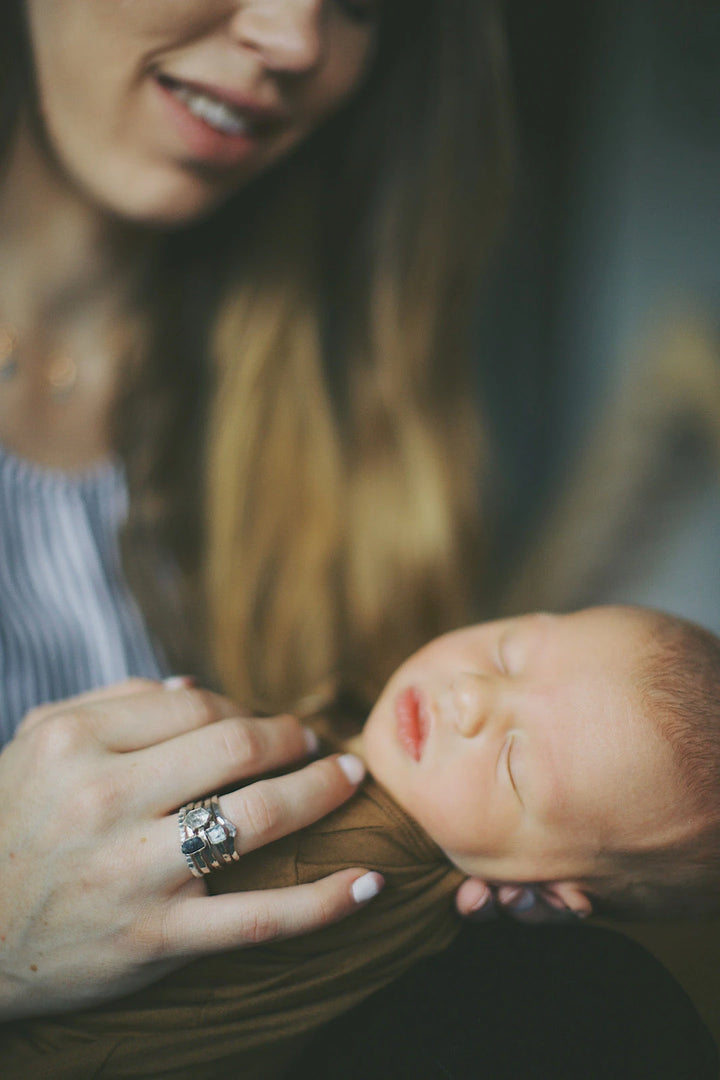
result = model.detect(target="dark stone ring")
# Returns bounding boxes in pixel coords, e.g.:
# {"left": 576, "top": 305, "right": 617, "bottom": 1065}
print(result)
{"left": 178, "top": 797, "right": 239, "bottom": 878}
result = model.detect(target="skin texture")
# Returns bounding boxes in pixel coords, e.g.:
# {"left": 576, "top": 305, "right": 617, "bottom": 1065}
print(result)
{"left": 363, "top": 606, "right": 693, "bottom": 916}
{"left": 23, "top": 0, "right": 379, "bottom": 225}
{"left": 0, "top": 1, "right": 383, "bottom": 1021}
{"left": 0, "top": 681, "right": 377, "bottom": 1020}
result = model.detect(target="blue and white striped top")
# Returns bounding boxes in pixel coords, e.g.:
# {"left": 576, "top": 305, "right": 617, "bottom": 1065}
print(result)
{"left": 0, "top": 444, "right": 165, "bottom": 746}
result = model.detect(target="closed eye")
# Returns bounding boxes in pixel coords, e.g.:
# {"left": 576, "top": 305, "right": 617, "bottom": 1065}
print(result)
{"left": 505, "top": 735, "right": 523, "bottom": 807}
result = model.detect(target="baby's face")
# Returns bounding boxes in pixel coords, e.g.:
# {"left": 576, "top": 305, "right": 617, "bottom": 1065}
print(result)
{"left": 363, "top": 607, "right": 690, "bottom": 890}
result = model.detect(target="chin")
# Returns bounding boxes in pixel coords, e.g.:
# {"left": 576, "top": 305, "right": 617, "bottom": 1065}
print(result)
{"left": 362, "top": 705, "right": 406, "bottom": 803}
{"left": 104, "top": 179, "right": 235, "bottom": 229}
{"left": 70, "top": 153, "right": 243, "bottom": 230}
{"left": 359, "top": 708, "right": 387, "bottom": 778}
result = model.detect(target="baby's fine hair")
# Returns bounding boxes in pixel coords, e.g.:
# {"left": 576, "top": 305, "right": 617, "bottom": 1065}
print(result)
{"left": 591, "top": 609, "right": 720, "bottom": 921}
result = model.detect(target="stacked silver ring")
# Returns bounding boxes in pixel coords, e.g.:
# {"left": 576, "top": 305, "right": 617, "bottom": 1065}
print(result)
{"left": 178, "top": 797, "right": 240, "bottom": 877}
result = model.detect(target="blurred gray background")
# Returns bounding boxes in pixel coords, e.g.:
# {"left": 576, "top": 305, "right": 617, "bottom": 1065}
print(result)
{"left": 481, "top": 0, "right": 720, "bottom": 1043}
{"left": 480, "top": 0, "right": 720, "bottom": 632}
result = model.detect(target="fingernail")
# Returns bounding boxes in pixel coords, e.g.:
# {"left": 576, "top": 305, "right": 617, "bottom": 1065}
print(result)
{"left": 163, "top": 676, "right": 193, "bottom": 691}
{"left": 337, "top": 753, "right": 366, "bottom": 786}
{"left": 352, "top": 872, "right": 384, "bottom": 904}
{"left": 511, "top": 888, "right": 537, "bottom": 913}
{"left": 303, "top": 727, "right": 320, "bottom": 755}
{"left": 469, "top": 890, "right": 498, "bottom": 921}
{"left": 469, "top": 884, "right": 494, "bottom": 913}
{"left": 497, "top": 885, "right": 523, "bottom": 906}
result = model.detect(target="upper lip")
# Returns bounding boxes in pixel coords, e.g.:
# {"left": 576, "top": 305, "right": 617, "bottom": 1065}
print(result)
{"left": 156, "top": 71, "right": 287, "bottom": 124}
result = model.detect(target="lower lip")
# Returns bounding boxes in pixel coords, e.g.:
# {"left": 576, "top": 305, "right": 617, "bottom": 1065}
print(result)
{"left": 153, "top": 77, "right": 263, "bottom": 169}
{"left": 395, "top": 687, "right": 429, "bottom": 762}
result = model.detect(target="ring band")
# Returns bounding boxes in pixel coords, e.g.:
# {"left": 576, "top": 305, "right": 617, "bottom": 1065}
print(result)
{"left": 179, "top": 797, "right": 240, "bottom": 878}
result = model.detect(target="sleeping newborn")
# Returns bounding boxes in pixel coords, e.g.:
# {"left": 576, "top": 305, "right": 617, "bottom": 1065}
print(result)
{"left": 4, "top": 605, "right": 718, "bottom": 1077}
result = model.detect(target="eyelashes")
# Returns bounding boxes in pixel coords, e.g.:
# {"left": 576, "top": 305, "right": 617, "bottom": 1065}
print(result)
{"left": 505, "top": 735, "right": 523, "bottom": 806}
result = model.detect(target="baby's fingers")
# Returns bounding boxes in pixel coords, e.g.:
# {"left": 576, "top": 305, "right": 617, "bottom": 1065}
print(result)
{"left": 455, "top": 877, "right": 497, "bottom": 920}
{"left": 456, "top": 879, "right": 582, "bottom": 924}
{"left": 495, "top": 885, "right": 582, "bottom": 924}
{"left": 163, "top": 870, "right": 385, "bottom": 956}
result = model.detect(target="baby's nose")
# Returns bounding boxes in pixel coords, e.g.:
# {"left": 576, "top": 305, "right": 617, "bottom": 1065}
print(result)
{"left": 452, "top": 674, "right": 491, "bottom": 738}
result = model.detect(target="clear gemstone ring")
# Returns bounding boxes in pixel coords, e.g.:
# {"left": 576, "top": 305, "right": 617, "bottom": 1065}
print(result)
{"left": 178, "top": 797, "right": 240, "bottom": 878}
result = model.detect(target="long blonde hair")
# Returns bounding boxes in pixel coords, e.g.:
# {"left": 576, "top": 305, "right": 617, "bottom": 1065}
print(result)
{"left": 2, "top": 1, "right": 512, "bottom": 713}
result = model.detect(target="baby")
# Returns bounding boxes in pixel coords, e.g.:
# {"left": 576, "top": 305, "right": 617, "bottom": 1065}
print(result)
{"left": 3, "top": 604, "right": 718, "bottom": 1078}
{"left": 358, "top": 603, "right": 720, "bottom": 922}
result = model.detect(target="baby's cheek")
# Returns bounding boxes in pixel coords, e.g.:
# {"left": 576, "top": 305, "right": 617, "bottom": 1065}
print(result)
{"left": 360, "top": 707, "right": 395, "bottom": 784}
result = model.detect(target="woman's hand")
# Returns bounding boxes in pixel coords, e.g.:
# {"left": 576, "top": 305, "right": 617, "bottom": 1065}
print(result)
{"left": 0, "top": 680, "right": 379, "bottom": 1021}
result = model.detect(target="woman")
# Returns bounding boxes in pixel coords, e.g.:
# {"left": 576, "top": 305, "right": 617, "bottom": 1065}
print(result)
{"left": 0, "top": 0, "right": 507, "bottom": 1020}
{"left": 0, "top": 3, "right": 714, "bottom": 1074}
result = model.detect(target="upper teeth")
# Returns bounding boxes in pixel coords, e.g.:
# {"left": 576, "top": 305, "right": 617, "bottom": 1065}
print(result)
{"left": 170, "top": 83, "right": 252, "bottom": 137}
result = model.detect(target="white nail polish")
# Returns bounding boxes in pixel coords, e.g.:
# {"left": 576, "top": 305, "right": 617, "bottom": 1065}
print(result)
{"left": 352, "top": 872, "right": 383, "bottom": 904}
{"left": 163, "top": 676, "right": 189, "bottom": 691}
{"left": 303, "top": 727, "right": 320, "bottom": 754}
{"left": 337, "top": 753, "right": 365, "bottom": 786}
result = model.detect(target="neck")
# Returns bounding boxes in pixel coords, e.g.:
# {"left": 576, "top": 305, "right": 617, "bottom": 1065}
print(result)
{"left": 0, "top": 116, "right": 156, "bottom": 335}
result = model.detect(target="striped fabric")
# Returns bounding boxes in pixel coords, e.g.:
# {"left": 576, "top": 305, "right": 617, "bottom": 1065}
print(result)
{"left": 0, "top": 444, "right": 165, "bottom": 746}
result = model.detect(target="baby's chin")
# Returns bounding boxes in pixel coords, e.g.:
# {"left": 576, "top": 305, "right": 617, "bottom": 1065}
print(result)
{"left": 357, "top": 702, "right": 387, "bottom": 774}
{"left": 357, "top": 697, "right": 412, "bottom": 799}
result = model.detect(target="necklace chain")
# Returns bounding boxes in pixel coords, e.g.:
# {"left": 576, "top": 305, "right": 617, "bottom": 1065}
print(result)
{"left": 0, "top": 324, "right": 79, "bottom": 401}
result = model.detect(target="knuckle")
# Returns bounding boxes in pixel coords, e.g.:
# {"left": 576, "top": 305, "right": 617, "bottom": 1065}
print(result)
{"left": 31, "top": 711, "right": 89, "bottom": 762}
{"left": 179, "top": 687, "right": 218, "bottom": 726}
{"left": 72, "top": 773, "right": 123, "bottom": 828}
{"left": 16, "top": 703, "right": 48, "bottom": 733}
{"left": 129, "top": 909, "right": 166, "bottom": 960}
{"left": 220, "top": 719, "right": 264, "bottom": 772}
{"left": 238, "top": 784, "right": 280, "bottom": 840}
{"left": 309, "top": 885, "right": 338, "bottom": 927}
{"left": 238, "top": 904, "right": 280, "bottom": 945}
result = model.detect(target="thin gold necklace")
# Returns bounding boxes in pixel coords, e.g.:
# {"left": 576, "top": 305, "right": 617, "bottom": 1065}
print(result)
{"left": 0, "top": 324, "right": 79, "bottom": 401}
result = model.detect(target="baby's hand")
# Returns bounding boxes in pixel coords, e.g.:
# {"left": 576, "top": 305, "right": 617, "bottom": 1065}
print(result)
{"left": 455, "top": 879, "right": 582, "bottom": 924}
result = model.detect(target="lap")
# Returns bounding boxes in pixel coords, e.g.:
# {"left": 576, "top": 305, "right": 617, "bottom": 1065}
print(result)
{"left": 298, "top": 920, "right": 718, "bottom": 1079}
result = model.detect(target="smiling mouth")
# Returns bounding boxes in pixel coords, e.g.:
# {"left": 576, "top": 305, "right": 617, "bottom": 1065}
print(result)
{"left": 155, "top": 73, "right": 259, "bottom": 138}
{"left": 395, "top": 687, "right": 429, "bottom": 762}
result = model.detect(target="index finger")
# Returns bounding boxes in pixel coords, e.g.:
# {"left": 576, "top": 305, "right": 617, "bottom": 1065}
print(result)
{"left": 78, "top": 686, "right": 245, "bottom": 752}
{"left": 17, "top": 678, "right": 162, "bottom": 735}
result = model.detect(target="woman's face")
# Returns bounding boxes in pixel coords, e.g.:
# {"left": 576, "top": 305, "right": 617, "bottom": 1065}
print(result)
{"left": 23, "top": 0, "right": 380, "bottom": 225}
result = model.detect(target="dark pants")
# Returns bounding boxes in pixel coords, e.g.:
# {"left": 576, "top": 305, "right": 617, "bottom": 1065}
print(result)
{"left": 299, "top": 921, "right": 718, "bottom": 1079}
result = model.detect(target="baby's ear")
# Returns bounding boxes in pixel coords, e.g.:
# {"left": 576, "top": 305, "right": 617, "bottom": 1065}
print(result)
{"left": 541, "top": 881, "right": 593, "bottom": 919}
